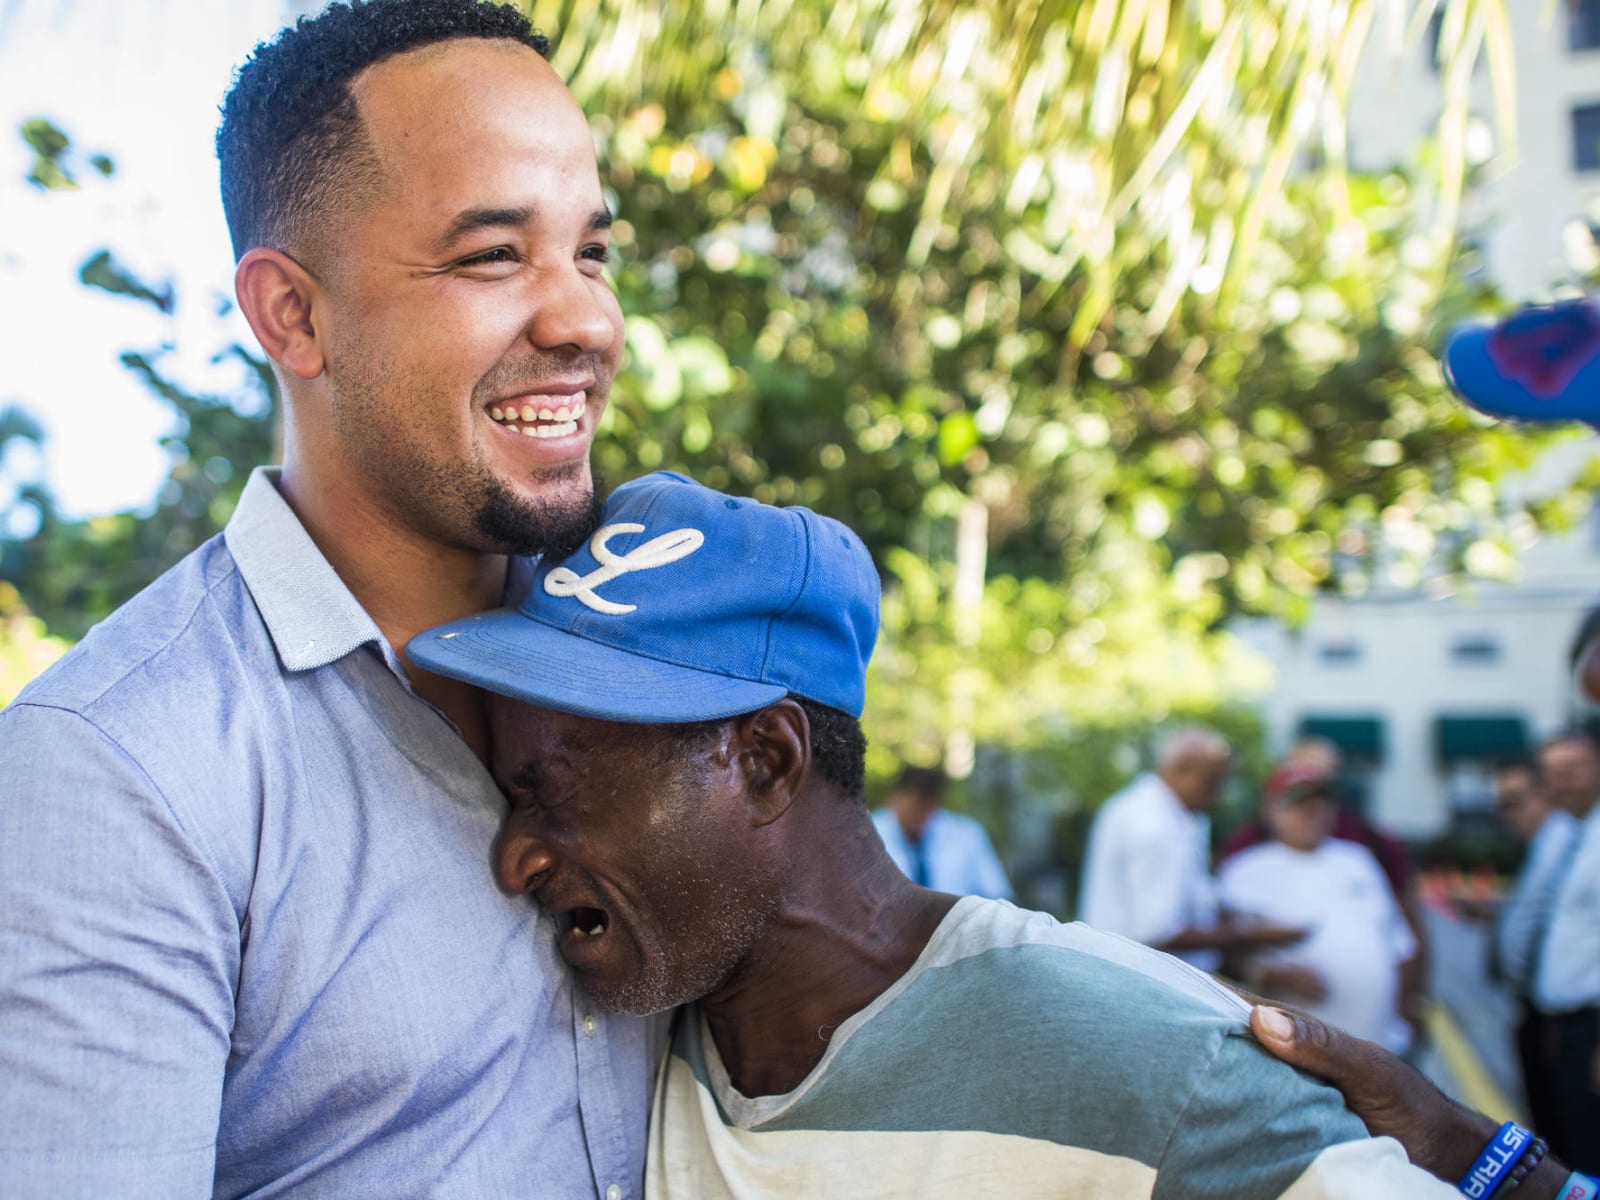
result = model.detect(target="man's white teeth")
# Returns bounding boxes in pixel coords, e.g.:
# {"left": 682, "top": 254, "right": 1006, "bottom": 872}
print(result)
{"left": 490, "top": 393, "right": 586, "bottom": 438}
{"left": 570, "top": 917, "right": 606, "bottom": 937}
{"left": 522, "top": 421, "right": 578, "bottom": 439}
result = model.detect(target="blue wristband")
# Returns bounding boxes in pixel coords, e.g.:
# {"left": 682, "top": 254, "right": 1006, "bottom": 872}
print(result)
{"left": 1561, "top": 1172, "right": 1600, "bottom": 1200}
{"left": 1457, "top": 1122, "right": 1533, "bottom": 1198}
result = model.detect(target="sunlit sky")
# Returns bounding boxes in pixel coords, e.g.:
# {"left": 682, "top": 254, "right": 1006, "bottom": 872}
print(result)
{"left": 0, "top": 0, "right": 310, "bottom": 522}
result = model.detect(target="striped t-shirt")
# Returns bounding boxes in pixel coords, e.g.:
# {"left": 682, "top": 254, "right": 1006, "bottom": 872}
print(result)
{"left": 645, "top": 897, "right": 1455, "bottom": 1198}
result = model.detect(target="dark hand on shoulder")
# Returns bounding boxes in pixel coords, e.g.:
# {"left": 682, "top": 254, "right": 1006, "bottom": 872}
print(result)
{"left": 1249, "top": 1004, "right": 1571, "bottom": 1200}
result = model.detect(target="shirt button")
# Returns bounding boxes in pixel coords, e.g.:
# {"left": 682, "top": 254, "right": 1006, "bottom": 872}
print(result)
{"left": 583, "top": 1015, "right": 597, "bottom": 1038}
{"left": 606, "top": 1186, "right": 622, "bottom": 1200}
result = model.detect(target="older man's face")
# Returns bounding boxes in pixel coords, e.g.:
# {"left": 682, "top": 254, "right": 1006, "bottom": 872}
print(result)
{"left": 489, "top": 700, "right": 780, "bottom": 1015}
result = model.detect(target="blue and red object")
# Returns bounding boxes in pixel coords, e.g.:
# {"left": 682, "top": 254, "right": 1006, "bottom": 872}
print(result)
{"left": 1443, "top": 296, "right": 1600, "bottom": 423}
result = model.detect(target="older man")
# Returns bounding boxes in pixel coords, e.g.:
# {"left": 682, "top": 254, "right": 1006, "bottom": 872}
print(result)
{"left": 413, "top": 470, "right": 1476, "bottom": 1199}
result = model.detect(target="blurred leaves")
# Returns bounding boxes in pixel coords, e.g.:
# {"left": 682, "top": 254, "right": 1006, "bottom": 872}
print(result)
{"left": 0, "top": 582, "right": 68, "bottom": 705}
{"left": 546, "top": 0, "right": 1566, "bottom": 623}
{"left": 2, "top": 130, "right": 278, "bottom": 642}
{"left": 21, "top": 117, "right": 113, "bottom": 190}
{"left": 78, "top": 250, "right": 175, "bottom": 314}
{"left": 536, "top": 0, "right": 1575, "bottom": 772}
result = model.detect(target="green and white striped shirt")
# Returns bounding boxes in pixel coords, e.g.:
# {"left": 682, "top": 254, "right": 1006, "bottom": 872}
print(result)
{"left": 646, "top": 897, "right": 1454, "bottom": 1199}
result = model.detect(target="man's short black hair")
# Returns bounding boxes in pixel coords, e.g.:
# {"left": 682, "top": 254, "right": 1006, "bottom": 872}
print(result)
{"left": 216, "top": 0, "right": 550, "bottom": 262}
{"left": 794, "top": 696, "right": 867, "bottom": 803}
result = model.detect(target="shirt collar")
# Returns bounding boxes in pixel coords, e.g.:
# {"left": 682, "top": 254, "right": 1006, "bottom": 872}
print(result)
{"left": 225, "top": 467, "right": 385, "bottom": 673}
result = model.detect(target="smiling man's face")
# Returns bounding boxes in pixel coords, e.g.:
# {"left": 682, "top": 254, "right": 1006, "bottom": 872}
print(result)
{"left": 307, "top": 38, "right": 622, "bottom": 556}
{"left": 489, "top": 699, "right": 782, "bottom": 1014}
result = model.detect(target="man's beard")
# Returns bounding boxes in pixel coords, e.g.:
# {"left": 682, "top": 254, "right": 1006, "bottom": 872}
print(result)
{"left": 475, "top": 462, "right": 608, "bottom": 562}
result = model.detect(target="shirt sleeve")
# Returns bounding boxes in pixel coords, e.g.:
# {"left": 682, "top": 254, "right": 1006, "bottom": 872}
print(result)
{"left": 1155, "top": 1031, "right": 1457, "bottom": 1200}
{"left": 0, "top": 703, "right": 236, "bottom": 1197}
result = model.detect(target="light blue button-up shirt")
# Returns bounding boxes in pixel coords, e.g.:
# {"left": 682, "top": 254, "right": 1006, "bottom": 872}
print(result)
{"left": 0, "top": 468, "right": 659, "bottom": 1198}
{"left": 1495, "top": 807, "right": 1577, "bottom": 994}
{"left": 871, "top": 808, "right": 1013, "bottom": 900}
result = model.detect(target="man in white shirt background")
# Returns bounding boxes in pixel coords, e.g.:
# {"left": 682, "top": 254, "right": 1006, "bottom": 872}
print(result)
{"left": 1218, "top": 761, "right": 1419, "bottom": 1056}
{"left": 1078, "top": 727, "right": 1302, "bottom": 970}
{"left": 872, "top": 765, "right": 1012, "bottom": 899}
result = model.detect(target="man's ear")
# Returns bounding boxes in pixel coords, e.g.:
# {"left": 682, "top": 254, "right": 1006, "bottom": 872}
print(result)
{"left": 234, "top": 247, "right": 325, "bottom": 380}
{"left": 731, "top": 700, "right": 809, "bottom": 828}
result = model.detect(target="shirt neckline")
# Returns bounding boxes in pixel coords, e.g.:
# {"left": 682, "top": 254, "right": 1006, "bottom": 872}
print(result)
{"left": 697, "top": 894, "right": 986, "bottom": 1127}
{"left": 225, "top": 467, "right": 386, "bottom": 673}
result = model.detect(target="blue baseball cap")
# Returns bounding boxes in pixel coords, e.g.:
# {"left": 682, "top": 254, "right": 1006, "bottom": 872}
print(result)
{"left": 1443, "top": 296, "right": 1600, "bottom": 423}
{"left": 408, "top": 471, "right": 880, "bottom": 722}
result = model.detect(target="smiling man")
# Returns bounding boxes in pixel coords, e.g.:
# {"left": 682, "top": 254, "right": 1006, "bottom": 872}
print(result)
{"left": 0, "top": 3, "right": 657, "bottom": 1196}
{"left": 410, "top": 470, "right": 1460, "bottom": 1200}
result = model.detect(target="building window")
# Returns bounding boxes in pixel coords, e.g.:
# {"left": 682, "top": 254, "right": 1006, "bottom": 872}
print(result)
{"left": 1574, "top": 104, "right": 1600, "bottom": 172}
{"left": 1434, "top": 713, "right": 1528, "bottom": 762}
{"left": 1573, "top": 0, "right": 1600, "bottom": 51}
{"left": 1318, "top": 640, "right": 1361, "bottom": 665}
{"left": 1450, "top": 635, "right": 1501, "bottom": 665}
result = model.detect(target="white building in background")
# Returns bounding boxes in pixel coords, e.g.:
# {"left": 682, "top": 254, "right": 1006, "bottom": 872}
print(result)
{"left": 1238, "top": 438, "right": 1600, "bottom": 838}
{"left": 1242, "top": 6, "right": 1600, "bottom": 838}
{"left": 1344, "top": 1, "right": 1600, "bottom": 299}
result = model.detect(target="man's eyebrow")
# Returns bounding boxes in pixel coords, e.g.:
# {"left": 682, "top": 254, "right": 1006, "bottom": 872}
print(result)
{"left": 436, "top": 205, "right": 614, "bottom": 251}
{"left": 438, "top": 206, "right": 537, "bottom": 250}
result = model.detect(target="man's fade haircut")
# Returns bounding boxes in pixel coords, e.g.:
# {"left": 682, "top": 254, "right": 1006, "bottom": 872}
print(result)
{"left": 216, "top": 0, "right": 550, "bottom": 263}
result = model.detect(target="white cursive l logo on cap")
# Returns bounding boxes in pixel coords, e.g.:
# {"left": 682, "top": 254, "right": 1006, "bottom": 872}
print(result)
{"left": 544, "top": 522, "right": 706, "bottom": 615}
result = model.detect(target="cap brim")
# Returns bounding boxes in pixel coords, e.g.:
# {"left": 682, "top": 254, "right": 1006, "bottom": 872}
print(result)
{"left": 407, "top": 608, "right": 789, "bottom": 723}
{"left": 1444, "top": 320, "right": 1600, "bottom": 422}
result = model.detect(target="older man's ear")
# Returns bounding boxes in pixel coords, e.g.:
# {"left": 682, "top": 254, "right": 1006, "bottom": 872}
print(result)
{"left": 731, "top": 701, "right": 809, "bottom": 828}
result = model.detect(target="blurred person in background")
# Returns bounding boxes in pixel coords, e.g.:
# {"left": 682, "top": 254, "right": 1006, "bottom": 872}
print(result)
{"left": 1529, "top": 728, "right": 1600, "bottom": 1169}
{"left": 1218, "top": 761, "right": 1419, "bottom": 1057}
{"left": 1219, "top": 736, "right": 1430, "bottom": 1042}
{"left": 1487, "top": 757, "right": 1577, "bottom": 1149}
{"left": 872, "top": 765, "right": 1012, "bottom": 900}
{"left": 1536, "top": 728, "right": 1600, "bottom": 821}
{"left": 1079, "top": 728, "right": 1303, "bottom": 970}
